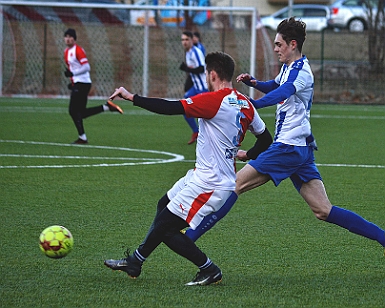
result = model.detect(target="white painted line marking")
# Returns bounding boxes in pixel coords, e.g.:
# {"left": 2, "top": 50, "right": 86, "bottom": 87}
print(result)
{"left": 0, "top": 140, "right": 184, "bottom": 169}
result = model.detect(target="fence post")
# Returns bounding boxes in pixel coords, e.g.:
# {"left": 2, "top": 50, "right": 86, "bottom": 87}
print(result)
{"left": 0, "top": 4, "right": 3, "bottom": 96}
{"left": 43, "top": 23, "right": 47, "bottom": 90}
{"left": 320, "top": 29, "right": 324, "bottom": 93}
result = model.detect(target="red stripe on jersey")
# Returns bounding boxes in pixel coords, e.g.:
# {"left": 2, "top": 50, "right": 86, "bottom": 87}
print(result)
{"left": 180, "top": 89, "right": 231, "bottom": 119}
{"left": 75, "top": 46, "right": 88, "bottom": 64}
{"left": 186, "top": 191, "right": 214, "bottom": 225}
{"left": 235, "top": 90, "right": 256, "bottom": 145}
{"left": 64, "top": 45, "right": 88, "bottom": 66}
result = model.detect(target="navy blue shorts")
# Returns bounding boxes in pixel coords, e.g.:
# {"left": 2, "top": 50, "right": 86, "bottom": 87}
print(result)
{"left": 248, "top": 142, "right": 322, "bottom": 192}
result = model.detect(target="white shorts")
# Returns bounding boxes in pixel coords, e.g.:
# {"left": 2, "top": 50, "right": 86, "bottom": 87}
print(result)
{"left": 167, "top": 169, "right": 233, "bottom": 229}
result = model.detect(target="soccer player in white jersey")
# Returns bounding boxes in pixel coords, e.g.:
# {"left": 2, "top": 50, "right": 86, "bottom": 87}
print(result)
{"left": 63, "top": 28, "right": 123, "bottom": 144}
{"left": 186, "top": 17, "right": 385, "bottom": 254}
{"left": 179, "top": 30, "right": 208, "bottom": 145}
{"left": 103, "top": 52, "right": 272, "bottom": 286}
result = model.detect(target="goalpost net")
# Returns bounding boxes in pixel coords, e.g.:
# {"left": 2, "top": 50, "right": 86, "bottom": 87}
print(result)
{"left": 0, "top": 1, "right": 275, "bottom": 98}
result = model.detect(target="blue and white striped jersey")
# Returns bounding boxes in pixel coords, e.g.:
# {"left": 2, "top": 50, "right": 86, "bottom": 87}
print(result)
{"left": 273, "top": 56, "right": 313, "bottom": 146}
{"left": 185, "top": 45, "right": 208, "bottom": 92}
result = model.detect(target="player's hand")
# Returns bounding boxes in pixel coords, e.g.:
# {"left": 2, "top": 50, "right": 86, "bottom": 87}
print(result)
{"left": 179, "top": 62, "right": 188, "bottom": 71}
{"left": 236, "top": 150, "right": 249, "bottom": 162}
{"left": 236, "top": 73, "right": 257, "bottom": 86}
{"left": 64, "top": 69, "right": 73, "bottom": 77}
{"left": 109, "top": 87, "right": 134, "bottom": 101}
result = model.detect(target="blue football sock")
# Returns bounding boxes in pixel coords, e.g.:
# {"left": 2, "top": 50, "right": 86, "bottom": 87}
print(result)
{"left": 326, "top": 205, "right": 385, "bottom": 246}
{"left": 185, "top": 191, "right": 238, "bottom": 242}
{"left": 183, "top": 115, "right": 198, "bottom": 133}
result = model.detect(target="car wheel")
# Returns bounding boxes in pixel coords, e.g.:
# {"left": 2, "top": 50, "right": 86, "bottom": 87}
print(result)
{"left": 348, "top": 19, "right": 365, "bottom": 32}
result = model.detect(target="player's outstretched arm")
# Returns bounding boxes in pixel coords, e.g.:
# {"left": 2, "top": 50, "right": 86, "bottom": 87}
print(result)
{"left": 236, "top": 73, "right": 257, "bottom": 87}
{"left": 110, "top": 86, "right": 134, "bottom": 101}
{"left": 109, "top": 87, "right": 185, "bottom": 115}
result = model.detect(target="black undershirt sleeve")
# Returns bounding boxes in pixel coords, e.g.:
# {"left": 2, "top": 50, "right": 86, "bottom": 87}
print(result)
{"left": 185, "top": 65, "right": 205, "bottom": 74}
{"left": 132, "top": 94, "right": 185, "bottom": 115}
{"left": 246, "top": 127, "right": 273, "bottom": 160}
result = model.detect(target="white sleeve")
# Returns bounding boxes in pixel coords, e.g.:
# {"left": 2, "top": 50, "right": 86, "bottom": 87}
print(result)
{"left": 72, "top": 63, "right": 90, "bottom": 76}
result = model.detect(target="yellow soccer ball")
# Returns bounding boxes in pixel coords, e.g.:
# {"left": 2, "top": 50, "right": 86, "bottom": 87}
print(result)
{"left": 39, "top": 225, "right": 74, "bottom": 259}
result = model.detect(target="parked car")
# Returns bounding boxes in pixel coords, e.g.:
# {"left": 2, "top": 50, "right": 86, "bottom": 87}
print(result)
{"left": 328, "top": 0, "right": 381, "bottom": 32}
{"left": 260, "top": 4, "right": 330, "bottom": 32}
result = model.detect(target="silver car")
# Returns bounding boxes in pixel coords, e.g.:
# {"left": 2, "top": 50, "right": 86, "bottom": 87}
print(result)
{"left": 260, "top": 4, "right": 330, "bottom": 32}
{"left": 328, "top": 0, "right": 378, "bottom": 32}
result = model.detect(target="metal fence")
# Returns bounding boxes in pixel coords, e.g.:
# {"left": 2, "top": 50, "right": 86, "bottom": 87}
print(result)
{"left": 0, "top": 2, "right": 261, "bottom": 98}
{"left": 1, "top": 1, "right": 384, "bottom": 104}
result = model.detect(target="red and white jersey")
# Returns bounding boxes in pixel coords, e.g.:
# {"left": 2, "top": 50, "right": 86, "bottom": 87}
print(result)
{"left": 64, "top": 44, "right": 91, "bottom": 84}
{"left": 180, "top": 88, "right": 266, "bottom": 191}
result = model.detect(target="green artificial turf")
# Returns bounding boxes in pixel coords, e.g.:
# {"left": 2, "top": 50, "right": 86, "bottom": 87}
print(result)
{"left": 1, "top": 97, "right": 385, "bottom": 307}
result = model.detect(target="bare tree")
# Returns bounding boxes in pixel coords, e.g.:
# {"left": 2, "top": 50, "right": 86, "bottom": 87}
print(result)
{"left": 365, "top": 0, "right": 385, "bottom": 73}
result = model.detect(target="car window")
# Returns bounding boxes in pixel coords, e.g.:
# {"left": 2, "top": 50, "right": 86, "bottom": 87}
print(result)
{"left": 304, "top": 8, "right": 327, "bottom": 17}
{"left": 343, "top": 0, "right": 378, "bottom": 8}
{"left": 276, "top": 8, "right": 305, "bottom": 19}
{"left": 275, "top": 10, "right": 288, "bottom": 19}
{"left": 343, "top": 0, "right": 363, "bottom": 6}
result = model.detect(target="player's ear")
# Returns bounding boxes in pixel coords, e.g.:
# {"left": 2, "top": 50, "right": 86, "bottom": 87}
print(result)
{"left": 290, "top": 39, "right": 297, "bottom": 50}
{"left": 210, "top": 70, "right": 217, "bottom": 82}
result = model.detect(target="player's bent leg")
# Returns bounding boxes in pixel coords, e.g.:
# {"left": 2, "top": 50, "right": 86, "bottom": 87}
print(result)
{"left": 300, "top": 179, "right": 332, "bottom": 220}
{"left": 235, "top": 164, "right": 270, "bottom": 195}
{"left": 139, "top": 194, "right": 170, "bottom": 250}
{"left": 185, "top": 191, "right": 238, "bottom": 241}
{"left": 302, "top": 180, "right": 385, "bottom": 247}
{"left": 326, "top": 205, "right": 385, "bottom": 247}
{"left": 160, "top": 210, "right": 222, "bottom": 286}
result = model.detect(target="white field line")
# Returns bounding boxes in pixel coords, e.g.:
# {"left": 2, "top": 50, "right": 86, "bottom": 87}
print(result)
{"left": 1, "top": 140, "right": 384, "bottom": 169}
{"left": 0, "top": 140, "right": 184, "bottom": 169}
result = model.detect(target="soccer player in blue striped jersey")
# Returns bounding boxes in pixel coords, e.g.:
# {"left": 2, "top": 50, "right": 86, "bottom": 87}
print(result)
{"left": 185, "top": 17, "right": 385, "bottom": 255}
{"left": 179, "top": 31, "right": 208, "bottom": 145}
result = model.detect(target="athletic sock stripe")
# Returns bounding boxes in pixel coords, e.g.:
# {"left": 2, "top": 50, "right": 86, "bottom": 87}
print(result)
{"left": 134, "top": 249, "right": 146, "bottom": 262}
{"left": 199, "top": 258, "right": 212, "bottom": 270}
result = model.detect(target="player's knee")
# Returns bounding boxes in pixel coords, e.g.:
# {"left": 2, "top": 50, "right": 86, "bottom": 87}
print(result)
{"left": 235, "top": 182, "right": 248, "bottom": 195}
{"left": 311, "top": 206, "right": 331, "bottom": 221}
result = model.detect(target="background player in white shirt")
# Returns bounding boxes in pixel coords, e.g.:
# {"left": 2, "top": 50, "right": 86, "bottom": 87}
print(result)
{"left": 182, "top": 31, "right": 206, "bottom": 110}
{"left": 179, "top": 30, "right": 208, "bottom": 145}
{"left": 104, "top": 51, "right": 272, "bottom": 286}
{"left": 63, "top": 28, "right": 123, "bottom": 144}
{"left": 186, "top": 17, "right": 385, "bottom": 254}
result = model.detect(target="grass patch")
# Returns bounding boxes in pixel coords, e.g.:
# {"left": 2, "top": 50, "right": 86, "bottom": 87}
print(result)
{"left": 1, "top": 98, "right": 385, "bottom": 307}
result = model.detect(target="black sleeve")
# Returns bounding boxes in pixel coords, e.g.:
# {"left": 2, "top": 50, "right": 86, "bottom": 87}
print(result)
{"left": 132, "top": 95, "right": 185, "bottom": 115}
{"left": 246, "top": 127, "right": 273, "bottom": 160}
{"left": 185, "top": 65, "right": 205, "bottom": 75}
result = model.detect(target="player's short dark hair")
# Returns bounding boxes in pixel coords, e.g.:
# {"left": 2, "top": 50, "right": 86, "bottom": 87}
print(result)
{"left": 64, "top": 28, "right": 77, "bottom": 40}
{"left": 205, "top": 51, "right": 235, "bottom": 82}
{"left": 193, "top": 31, "right": 201, "bottom": 39}
{"left": 182, "top": 30, "right": 193, "bottom": 39}
{"left": 277, "top": 17, "right": 306, "bottom": 52}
